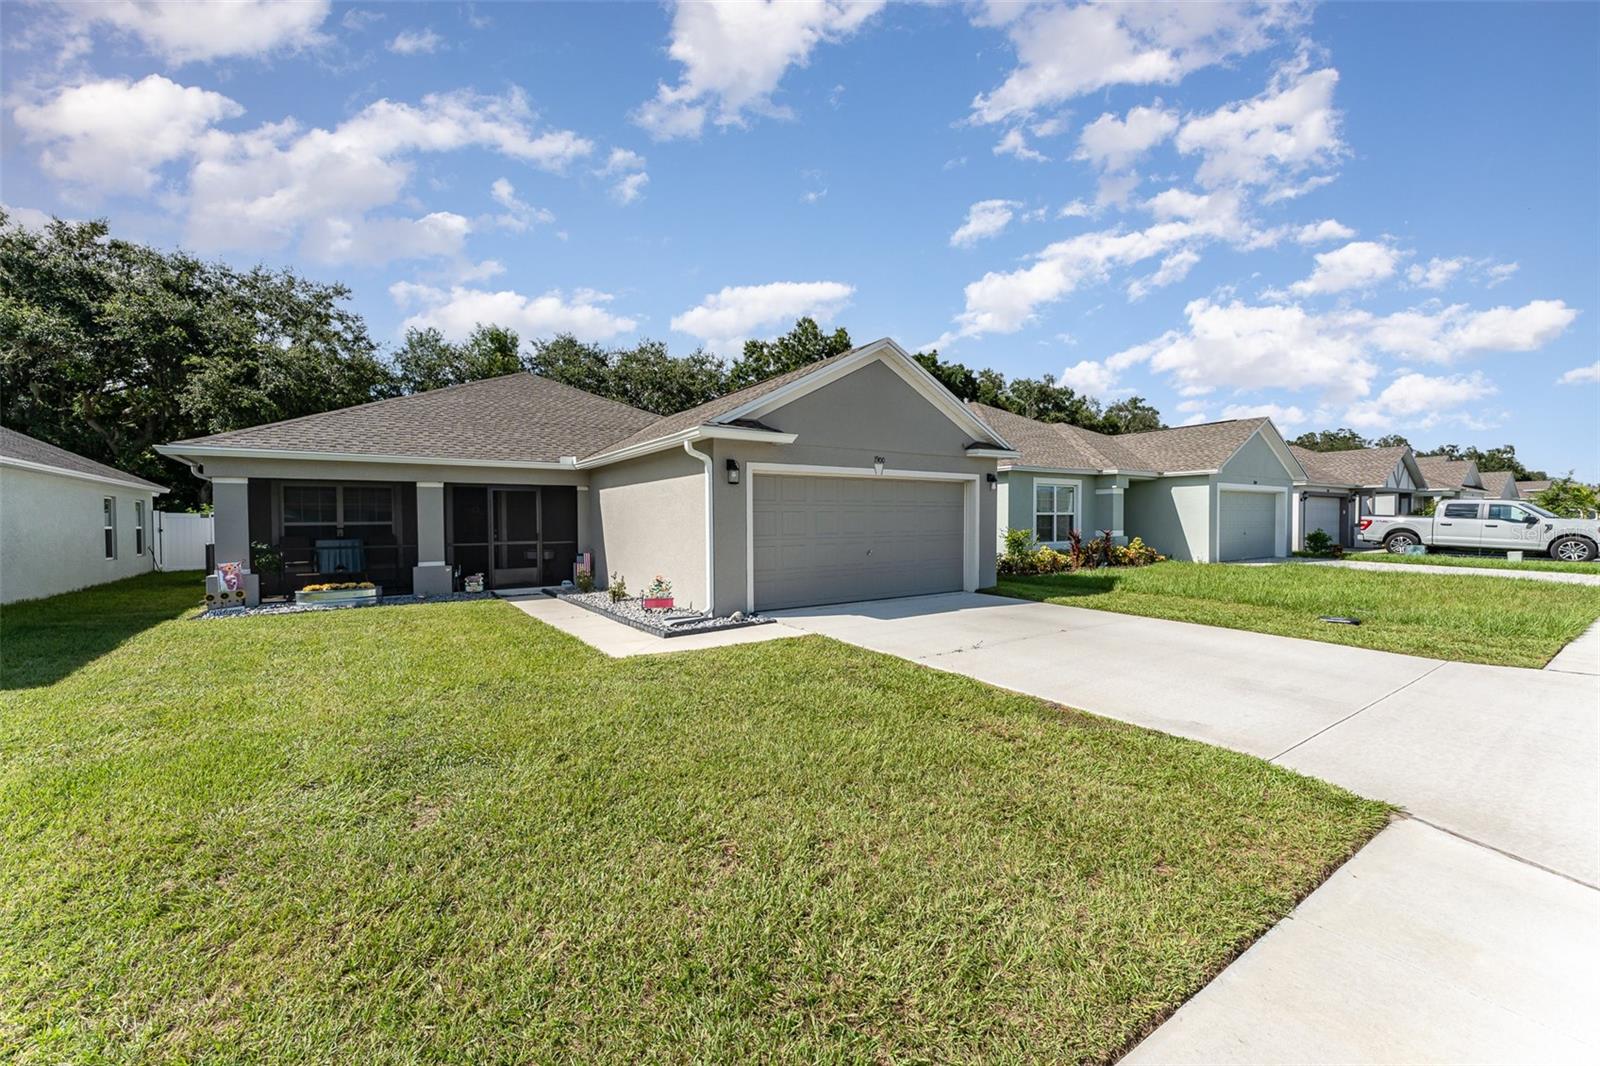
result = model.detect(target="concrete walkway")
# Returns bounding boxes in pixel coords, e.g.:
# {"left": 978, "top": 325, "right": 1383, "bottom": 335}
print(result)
{"left": 1283, "top": 556, "right": 1600, "bottom": 585}
{"left": 772, "top": 592, "right": 1600, "bottom": 1061}
{"left": 503, "top": 594, "right": 800, "bottom": 657}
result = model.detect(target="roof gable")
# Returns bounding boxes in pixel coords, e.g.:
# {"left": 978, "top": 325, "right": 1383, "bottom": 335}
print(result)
{"left": 1290, "top": 444, "right": 1416, "bottom": 488}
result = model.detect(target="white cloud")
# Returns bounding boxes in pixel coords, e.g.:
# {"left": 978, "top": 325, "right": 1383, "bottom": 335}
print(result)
{"left": 389, "top": 28, "right": 443, "bottom": 55}
{"left": 1126, "top": 247, "right": 1200, "bottom": 301}
{"left": 1058, "top": 358, "right": 1122, "bottom": 399}
{"left": 301, "top": 211, "right": 471, "bottom": 264}
{"left": 177, "top": 87, "right": 592, "bottom": 262}
{"left": 633, "top": 0, "right": 885, "bottom": 139}
{"left": 57, "top": 0, "right": 330, "bottom": 63}
{"left": 1, "top": 204, "right": 62, "bottom": 231}
{"left": 1176, "top": 60, "right": 1343, "bottom": 193}
{"left": 1289, "top": 240, "right": 1399, "bottom": 295}
{"left": 670, "top": 280, "right": 855, "bottom": 355}
{"left": 970, "top": 2, "right": 1304, "bottom": 125}
{"left": 10, "top": 75, "right": 242, "bottom": 194}
{"left": 1107, "top": 297, "right": 1579, "bottom": 408}
{"left": 1345, "top": 371, "right": 1494, "bottom": 430}
{"left": 993, "top": 127, "right": 1048, "bottom": 162}
{"left": 1075, "top": 104, "right": 1178, "bottom": 172}
{"left": 1407, "top": 255, "right": 1521, "bottom": 291}
{"left": 1486, "top": 261, "right": 1520, "bottom": 287}
{"left": 1059, "top": 199, "right": 1092, "bottom": 218}
{"left": 595, "top": 148, "right": 649, "bottom": 204}
{"left": 1295, "top": 219, "right": 1354, "bottom": 244}
{"left": 1557, "top": 361, "right": 1600, "bottom": 386}
{"left": 392, "top": 282, "right": 636, "bottom": 342}
{"left": 489, "top": 178, "right": 553, "bottom": 232}
{"left": 1219, "top": 402, "right": 1308, "bottom": 428}
{"left": 950, "top": 199, "right": 1019, "bottom": 248}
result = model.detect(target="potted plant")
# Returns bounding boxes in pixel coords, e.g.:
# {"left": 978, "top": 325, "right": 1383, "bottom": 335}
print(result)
{"left": 295, "top": 581, "right": 381, "bottom": 605}
{"left": 642, "top": 574, "right": 673, "bottom": 610}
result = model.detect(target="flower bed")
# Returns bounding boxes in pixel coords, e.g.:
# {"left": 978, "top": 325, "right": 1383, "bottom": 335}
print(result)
{"left": 294, "top": 582, "right": 380, "bottom": 606}
{"left": 552, "top": 590, "right": 774, "bottom": 638}
{"left": 200, "top": 591, "right": 489, "bottom": 620}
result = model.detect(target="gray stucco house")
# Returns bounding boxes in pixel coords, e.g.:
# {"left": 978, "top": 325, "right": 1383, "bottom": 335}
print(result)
{"left": 1289, "top": 444, "right": 1427, "bottom": 549}
{"left": 973, "top": 405, "right": 1307, "bottom": 562}
{"left": 157, "top": 339, "right": 1019, "bottom": 613}
{"left": 1, "top": 426, "right": 168, "bottom": 604}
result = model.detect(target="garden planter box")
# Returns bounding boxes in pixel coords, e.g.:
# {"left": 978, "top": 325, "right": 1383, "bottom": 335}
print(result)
{"left": 641, "top": 597, "right": 674, "bottom": 610}
{"left": 295, "top": 586, "right": 381, "bottom": 606}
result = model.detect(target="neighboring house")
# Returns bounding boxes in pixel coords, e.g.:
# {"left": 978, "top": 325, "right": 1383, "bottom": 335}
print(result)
{"left": 1476, "top": 470, "right": 1520, "bottom": 498}
{"left": 1414, "top": 456, "right": 1489, "bottom": 501}
{"left": 1, "top": 426, "right": 168, "bottom": 605}
{"left": 974, "top": 404, "right": 1307, "bottom": 562}
{"left": 157, "top": 339, "right": 1019, "bottom": 613}
{"left": 1517, "top": 479, "right": 1552, "bottom": 498}
{"left": 1288, "top": 445, "right": 1426, "bottom": 549}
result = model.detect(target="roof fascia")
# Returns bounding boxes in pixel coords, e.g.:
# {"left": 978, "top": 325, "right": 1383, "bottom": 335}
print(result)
{"left": 0, "top": 454, "right": 168, "bottom": 494}
{"left": 154, "top": 443, "right": 578, "bottom": 470}
{"left": 577, "top": 424, "right": 798, "bottom": 469}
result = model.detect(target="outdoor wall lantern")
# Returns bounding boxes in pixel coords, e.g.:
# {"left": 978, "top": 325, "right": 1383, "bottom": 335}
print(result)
{"left": 987, "top": 472, "right": 998, "bottom": 491}
{"left": 873, "top": 455, "right": 885, "bottom": 476}
{"left": 725, "top": 458, "right": 740, "bottom": 485}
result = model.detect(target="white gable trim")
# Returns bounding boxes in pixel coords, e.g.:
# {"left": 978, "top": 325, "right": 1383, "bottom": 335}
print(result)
{"left": 0, "top": 454, "right": 168, "bottom": 494}
{"left": 713, "top": 338, "right": 1014, "bottom": 450}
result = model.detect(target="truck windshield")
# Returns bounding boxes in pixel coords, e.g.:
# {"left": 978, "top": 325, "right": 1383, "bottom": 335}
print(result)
{"left": 1520, "top": 502, "right": 1559, "bottom": 518}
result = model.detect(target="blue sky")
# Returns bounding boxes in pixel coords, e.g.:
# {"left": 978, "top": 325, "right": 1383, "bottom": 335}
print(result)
{"left": 3, "top": 1, "right": 1596, "bottom": 478}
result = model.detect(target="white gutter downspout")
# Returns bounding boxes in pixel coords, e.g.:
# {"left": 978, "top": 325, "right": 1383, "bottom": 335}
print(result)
{"left": 683, "top": 440, "right": 716, "bottom": 615}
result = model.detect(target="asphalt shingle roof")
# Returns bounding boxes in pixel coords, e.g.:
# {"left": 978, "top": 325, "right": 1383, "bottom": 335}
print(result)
{"left": 1517, "top": 479, "right": 1552, "bottom": 496}
{"left": 1477, "top": 469, "right": 1517, "bottom": 496}
{"left": 973, "top": 404, "right": 1275, "bottom": 474}
{"left": 166, "top": 373, "right": 661, "bottom": 464}
{"left": 1415, "top": 456, "right": 1477, "bottom": 491}
{"left": 1289, "top": 444, "right": 1412, "bottom": 488}
{"left": 0, "top": 426, "right": 166, "bottom": 491}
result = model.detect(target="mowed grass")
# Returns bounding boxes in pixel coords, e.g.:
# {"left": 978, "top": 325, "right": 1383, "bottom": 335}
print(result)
{"left": 1, "top": 573, "right": 1388, "bottom": 1064}
{"left": 995, "top": 562, "right": 1600, "bottom": 668}
{"left": 1343, "top": 549, "right": 1600, "bottom": 576}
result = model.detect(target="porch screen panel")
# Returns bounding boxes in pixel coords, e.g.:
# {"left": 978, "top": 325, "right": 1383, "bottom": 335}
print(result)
{"left": 449, "top": 487, "right": 489, "bottom": 579}
{"left": 282, "top": 485, "right": 338, "bottom": 541}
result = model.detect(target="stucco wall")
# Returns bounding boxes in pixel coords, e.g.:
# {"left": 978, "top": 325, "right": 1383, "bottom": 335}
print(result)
{"left": 587, "top": 448, "right": 708, "bottom": 611}
{"left": 707, "top": 358, "right": 1000, "bottom": 614}
{"left": 1124, "top": 475, "right": 1212, "bottom": 561}
{"left": 1, "top": 466, "right": 158, "bottom": 604}
{"left": 998, "top": 471, "right": 1112, "bottom": 549}
{"left": 1218, "top": 432, "right": 1296, "bottom": 486}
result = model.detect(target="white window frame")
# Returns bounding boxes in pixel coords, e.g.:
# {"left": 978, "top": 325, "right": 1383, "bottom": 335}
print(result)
{"left": 1032, "top": 478, "right": 1082, "bottom": 546}
{"left": 134, "top": 499, "right": 145, "bottom": 556}
{"left": 102, "top": 496, "right": 117, "bottom": 560}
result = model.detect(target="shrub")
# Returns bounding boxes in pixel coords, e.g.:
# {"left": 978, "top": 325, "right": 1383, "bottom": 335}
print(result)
{"left": 1304, "top": 528, "right": 1335, "bottom": 556}
{"left": 1110, "top": 537, "right": 1164, "bottom": 567}
{"left": 251, "top": 541, "right": 283, "bottom": 574}
{"left": 608, "top": 572, "right": 628, "bottom": 602}
{"left": 575, "top": 567, "right": 595, "bottom": 593}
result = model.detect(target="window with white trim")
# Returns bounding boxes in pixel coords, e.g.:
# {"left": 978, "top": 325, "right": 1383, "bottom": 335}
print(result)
{"left": 134, "top": 500, "right": 145, "bottom": 555}
{"left": 102, "top": 496, "right": 117, "bottom": 559}
{"left": 1033, "top": 481, "right": 1077, "bottom": 544}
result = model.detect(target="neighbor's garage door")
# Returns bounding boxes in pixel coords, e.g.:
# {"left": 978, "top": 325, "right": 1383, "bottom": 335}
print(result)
{"left": 1219, "top": 490, "right": 1278, "bottom": 561}
{"left": 1303, "top": 495, "right": 1344, "bottom": 547}
{"left": 752, "top": 475, "right": 964, "bottom": 610}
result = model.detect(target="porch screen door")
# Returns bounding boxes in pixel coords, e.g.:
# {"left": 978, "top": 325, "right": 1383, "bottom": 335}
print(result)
{"left": 491, "top": 488, "right": 542, "bottom": 588}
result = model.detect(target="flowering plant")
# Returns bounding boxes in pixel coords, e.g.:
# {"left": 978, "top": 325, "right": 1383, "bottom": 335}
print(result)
{"left": 302, "top": 582, "right": 376, "bottom": 592}
{"left": 646, "top": 574, "right": 672, "bottom": 598}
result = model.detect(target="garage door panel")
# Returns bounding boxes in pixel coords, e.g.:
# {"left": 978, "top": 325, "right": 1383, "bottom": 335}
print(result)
{"left": 1304, "top": 496, "right": 1343, "bottom": 546}
{"left": 1220, "top": 490, "right": 1278, "bottom": 561}
{"left": 753, "top": 474, "right": 965, "bottom": 610}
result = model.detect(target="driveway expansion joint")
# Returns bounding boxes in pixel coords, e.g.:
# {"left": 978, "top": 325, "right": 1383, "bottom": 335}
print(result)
{"left": 1267, "top": 660, "right": 1447, "bottom": 762}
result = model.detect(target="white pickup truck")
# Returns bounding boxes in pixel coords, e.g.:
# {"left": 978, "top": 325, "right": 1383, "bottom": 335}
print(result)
{"left": 1358, "top": 500, "right": 1599, "bottom": 562}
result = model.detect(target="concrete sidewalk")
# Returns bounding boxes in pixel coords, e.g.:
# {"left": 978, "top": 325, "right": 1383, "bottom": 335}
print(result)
{"left": 774, "top": 592, "right": 1600, "bottom": 1061}
{"left": 1283, "top": 556, "right": 1600, "bottom": 585}
{"left": 502, "top": 594, "right": 799, "bottom": 657}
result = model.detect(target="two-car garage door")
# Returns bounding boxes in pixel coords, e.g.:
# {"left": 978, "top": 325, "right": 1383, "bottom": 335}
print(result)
{"left": 1218, "top": 490, "right": 1279, "bottom": 561}
{"left": 751, "top": 475, "right": 965, "bottom": 610}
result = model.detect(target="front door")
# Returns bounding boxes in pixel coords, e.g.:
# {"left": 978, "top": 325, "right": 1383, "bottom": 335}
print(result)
{"left": 491, "top": 488, "right": 543, "bottom": 588}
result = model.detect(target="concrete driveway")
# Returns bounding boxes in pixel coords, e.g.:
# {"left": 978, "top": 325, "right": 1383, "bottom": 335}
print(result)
{"left": 773, "top": 592, "right": 1600, "bottom": 1061}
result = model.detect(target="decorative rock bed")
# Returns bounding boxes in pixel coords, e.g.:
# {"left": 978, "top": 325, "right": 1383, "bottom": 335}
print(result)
{"left": 198, "top": 591, "right": 492, "bottom": 620}
{"left": 551, "top": 590, "right": 774, "bottom": 638}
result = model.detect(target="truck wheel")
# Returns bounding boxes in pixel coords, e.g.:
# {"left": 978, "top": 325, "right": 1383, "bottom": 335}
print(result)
{"left": 1549, "top": 536, "right": 1597, "bottom": 563}
{"left": 1383, "top": 531, "right": 1418, "bottom": 553}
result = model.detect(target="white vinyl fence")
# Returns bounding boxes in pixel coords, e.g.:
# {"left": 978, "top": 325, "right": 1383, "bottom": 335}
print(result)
{"left": 155, "top": 511, "right": 213, "bottom": 571}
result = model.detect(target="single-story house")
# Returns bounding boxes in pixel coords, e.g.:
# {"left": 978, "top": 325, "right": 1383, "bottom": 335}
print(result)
{"left": 1288, "top": 444, "right": 1427, "bottom": 549}
{"left": 973, "top": 404, "right": 1308, "bottom": 562}
{"left": 1414, "top": 456, "right": 1489, "bottom": 501}
{"left": 157, "top": 339, "right": 1019, "bottom": 613}
{"left": 1477, "top": 470, "right": 1519, "bottom": 499}
{"left": 1517, "top": 479, "right": 1552, "bottom": 498}
{"left": 1, "top": 426, "right": 168, "bottom": 605}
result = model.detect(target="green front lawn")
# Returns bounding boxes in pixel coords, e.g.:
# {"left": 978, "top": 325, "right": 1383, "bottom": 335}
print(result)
{"left": 1342, "top": 550, "right": 1599, "bottom": 575}
{"left": 1, "top": 573, "right": 1387, "bottom": 1063}
{"left": 994, "top": 562, "right": 1600, "bottom": 668}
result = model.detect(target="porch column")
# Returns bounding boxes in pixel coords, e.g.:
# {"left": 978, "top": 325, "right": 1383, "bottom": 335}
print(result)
{"left": 576, "top": 486, "right": 591, "bottom": 575}
{"left": 208, "top": 476, "right": 259, "bottom": 605}
{"left": 412, "top": 481, "right": 452, "bottom": 597}
{"left": 1098, "top": 477, "right": 1128, "bottom": 544}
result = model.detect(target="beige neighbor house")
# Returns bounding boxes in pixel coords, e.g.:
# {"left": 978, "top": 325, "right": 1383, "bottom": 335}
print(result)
{"left": 0, "top": 426, "right": 168, "bottom": 605}
{"left": 975, "top": 405, "right": 1308, "bottom": 562}
{"left": 157, "top": 339, "right": 1021, "bottom": 613}
{"left": 1476, "top": 470, "right": 1520, "bottom": 499}
{"left": 1288, "top": 445, "right": 1428, "bottom": 550}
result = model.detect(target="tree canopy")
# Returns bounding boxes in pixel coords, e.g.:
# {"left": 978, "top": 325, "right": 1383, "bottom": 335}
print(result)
{"left": 913, "top": 349, "right": 1163, "bottom": 435}
{"left": 1532, "top": 477, "right": 1599, "bottom": 518}
{"left": 0, "top": 211, "right": 393, "bottom": 509}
